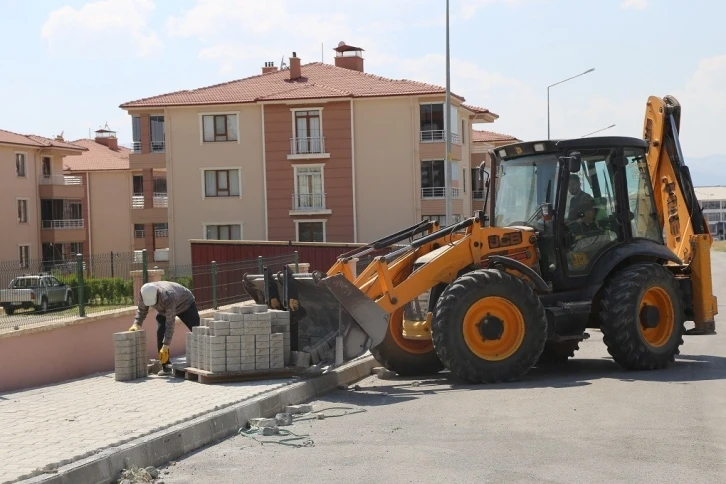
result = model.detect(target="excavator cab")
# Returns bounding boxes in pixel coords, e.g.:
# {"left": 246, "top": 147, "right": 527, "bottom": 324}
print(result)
{"left": 243, "top": 95, "right": 717, "bottom": 384}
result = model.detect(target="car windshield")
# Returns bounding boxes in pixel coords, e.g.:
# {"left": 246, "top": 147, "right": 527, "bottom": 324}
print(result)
{"left": 494, "top": 154, "right": 559, "bottom": 228}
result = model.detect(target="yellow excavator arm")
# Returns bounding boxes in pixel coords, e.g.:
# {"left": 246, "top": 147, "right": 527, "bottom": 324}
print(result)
{"left": 642, "top": 95, "right": 717, "bottom": 331}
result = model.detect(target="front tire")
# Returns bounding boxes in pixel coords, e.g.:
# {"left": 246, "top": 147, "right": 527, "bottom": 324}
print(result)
{"left": 599, "top": 263, "right": 684, "bottom": 370}
{"left": 431, "top": 269, "right": 548, "bottom": 383}
{"left": 370, "top": 307, "right": 445, "bottom": 376}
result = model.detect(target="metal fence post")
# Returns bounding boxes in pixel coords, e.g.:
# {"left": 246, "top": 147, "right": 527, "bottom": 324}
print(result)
{"left": 76, "top": 253, "right": 86, "bottom": 317}
{"left": 142, "top": 249, "right": 148, "bottom": 284}
{"left": 110, "top": 251, "right": 115, "bottom": 278}
{"left": 294, "top": 251, "right": 299, "bottom": 273}
{"left": 211, "top": 261, "right": 218, "bottom": 310}
{"left": 257, "top": 256, "right": 263, "bottom": 274}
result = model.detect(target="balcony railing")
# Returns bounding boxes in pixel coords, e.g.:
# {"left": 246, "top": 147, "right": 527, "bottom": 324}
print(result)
{"left": 421, "top": 187, "right": 461, "bottom": 199}
{"left": 42, "top": 219, "right": 84, "bottom": 230}
{"left": 155, "top": 229, "right": 168, "bottom": 238}
{"left": 132, "top": 141, "right": 141, "bottom": 153}
{"left": 291, "top": 193, "right": 326, "bottom": 211}
{"left": 151, "top": 140, "right": 165, "bottom": 152}
{"left": 472, "top": 189, "right": 485, "bottom": 200}
{"left": 420, "top": 130, "right": 461, "bottom": 144}
{"left": 38, "top": 175, "right": 83, "bottom": 186}
{"left": 134, "top": 229, "right": 146, "bottom": 238}
{"left": 132, "top": 193, "right": 168, "bottom": 209}
{"left": 153, "top": 194, "right": 168, "bottom": 208}
{"left": 290, "top": 137, "right": 326, "bottom": 155}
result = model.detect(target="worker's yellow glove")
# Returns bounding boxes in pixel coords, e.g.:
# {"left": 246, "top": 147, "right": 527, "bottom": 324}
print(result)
{"left": 159, "top": 345, "right": 170, "bottom": 365}
{"left": 128, "top": 322, "right": 140, "bottom": 332}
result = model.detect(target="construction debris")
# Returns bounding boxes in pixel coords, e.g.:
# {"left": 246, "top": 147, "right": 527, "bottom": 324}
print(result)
{"left": 286, "top": 404, "right": 313, "bottom": 415}
{"left": 116, "top": 465, "right": 158, "bottom": 483}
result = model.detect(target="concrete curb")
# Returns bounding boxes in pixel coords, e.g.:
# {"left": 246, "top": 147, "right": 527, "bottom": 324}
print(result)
{"left": 22, "top": 354, "right": 378, "bottom": 484}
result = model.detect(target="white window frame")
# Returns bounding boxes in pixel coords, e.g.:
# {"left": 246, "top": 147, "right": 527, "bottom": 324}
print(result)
{"left": 198, "top": 111, "right": 241, "bottom": 144}
{"left": 294, "top": 219, "right": 327, "bottom": 243}
{"left": 200, "top": 167, "right": 243, "bottom": 200}
{"left": 290, "top": 163, "right": 332, "bottom": 215}
{"left": 202, "top": 222, "right": 244, "bottom": 241}
{"left": 18, "top": 244, "right": 30, "bottom": 268}
{"left": 15, "top": 151, "right": 27, "bottom": 178}
{"left": 17, "top": 198, "right": 29, "bottom": 224}
{"left": 288, "top": 107, "right": 329, "bottom": 159}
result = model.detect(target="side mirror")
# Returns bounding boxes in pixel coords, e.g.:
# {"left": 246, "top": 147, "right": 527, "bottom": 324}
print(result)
{"left": 568, "top": 152, "right": 582, "bottom": 173}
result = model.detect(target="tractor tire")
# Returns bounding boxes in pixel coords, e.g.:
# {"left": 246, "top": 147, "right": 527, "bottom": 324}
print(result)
{"left": 370, "top": 307, "right": 445, "bottom": 376}
{"left": 431, "top": 269, "right": 548, "bottom": 383}
{"left": 536, "top": 340, "right": 580, "bottom": 365}
{"left": 599, "top": 263, "right": 685, "bottom": 370}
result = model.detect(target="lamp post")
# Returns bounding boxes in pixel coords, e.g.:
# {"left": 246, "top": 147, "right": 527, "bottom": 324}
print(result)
{"left": 444, "top": 0, "right": 453, "bottom": 227}
{"left": 547, "top": 68, "right": 595, "bottom": 140}
{"left": 581, "top": 124, "right": 616, "bottom": 138}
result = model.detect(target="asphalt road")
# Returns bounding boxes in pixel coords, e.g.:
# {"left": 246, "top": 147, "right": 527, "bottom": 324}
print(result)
{"left": 160, "top": 253, "right": 726, "bottom": 484}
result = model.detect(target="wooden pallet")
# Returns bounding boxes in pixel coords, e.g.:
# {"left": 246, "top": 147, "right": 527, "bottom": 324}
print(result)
{"left": 171, "top": 364, "right": 307, "bottom": 384}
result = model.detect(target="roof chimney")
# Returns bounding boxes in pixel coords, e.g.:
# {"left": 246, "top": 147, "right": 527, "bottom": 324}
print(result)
{"left": 333, "top": 42, "right": 364, "bottom": 72}
{"left": 262, "top": 61, "right": 278, "bottom": 74}
{"left": 94, "top": 128, "right": 119, "bottom": 151}
{"left": 289, "top": 52, "right": 301, "bottom": 80}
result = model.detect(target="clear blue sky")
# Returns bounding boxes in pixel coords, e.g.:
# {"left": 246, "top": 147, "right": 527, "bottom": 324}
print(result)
{"left": 1, "top": 0, "right": 724, "bottom": 181}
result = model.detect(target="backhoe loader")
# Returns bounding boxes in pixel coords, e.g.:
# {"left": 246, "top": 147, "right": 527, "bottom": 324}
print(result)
{"left": 243, "top": 94, "right": 718, "bottom": 383}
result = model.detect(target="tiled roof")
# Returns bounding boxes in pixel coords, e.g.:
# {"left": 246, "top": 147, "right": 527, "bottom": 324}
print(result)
{"left": 472, "top": 129, "right": 519, "bottom": 143}
{"left": 0, "top": 129, "right": 87, "bottom": 151}
{"left": 120, "top": 62, "right": 495, "bottom": 117}
{"left": 62, "top": 139, "right": 131, "bottom": 171}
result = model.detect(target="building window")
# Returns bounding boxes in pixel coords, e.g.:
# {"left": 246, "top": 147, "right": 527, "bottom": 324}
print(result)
{"left": 419, "top": 103, "right": 459, "bottom": 143}
{"left": 16, "top": 153, "right": 26, "bottom": 177}
{"left": 701, "top": 200, "right": 721, "bottom": 210}
{"left": 70, "top": 242, "right": 83, "bottom": 256}
{"left": 294, "top": 165, "right": 324, "bottom": 209}
{"left": 154, "top": 223, "right": 168, "bottom": 238}
{"left": 461, "top": 119, "right": 465, "bottom": 144}
{"left": 42, "top": 157, "right": 52, "bottom": 177}
{"left": 705, "top": 212, "right": 721, "bottom": 222}
{"left": 205, "top": 224, "right": 242, "bottom": 240}
{"left": 202, "top": 114, "right": 238, "bottom": 142}
{"left": 134, "top": 224, "right": 145, "bottom": 238}
{"left": 132, "top": 116, "right": 141, "bottom": 152}
{"left": 17, "top": 199, "right": 28, "bottom": 223}
{"left": 421, "top": 160, "right": 459, "bottom": 198}
{"left": 297, "top": 221, "right": 325, "bottom": 242}
{"left": 19, "top": 245, "right": 30, "bottom": 268}
{"left": 204, "top": 169, "right": 240, "bottom": 197}
{"left": 150, "top": 115, "right": 165, "bottom": 152}
{"left": 293, "top": 110, "right": 323, "bottom": 154}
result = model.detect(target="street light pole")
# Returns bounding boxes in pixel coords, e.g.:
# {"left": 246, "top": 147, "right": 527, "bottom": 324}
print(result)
{"left": 581, "top": 124, "right": 616, "bottom": 138}
{"left": 547, "top": 68, "right": 595, "bottom": 140}
{"left": 444, "top": 0, "right": 452, "bottom": 227}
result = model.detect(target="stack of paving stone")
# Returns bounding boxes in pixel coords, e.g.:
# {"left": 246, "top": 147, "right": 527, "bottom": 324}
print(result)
{"left": 185, "top": 304, "right": 291, "bottom": 374}
{"left": 113, "top": 329, "right": 148, "bottom": 381}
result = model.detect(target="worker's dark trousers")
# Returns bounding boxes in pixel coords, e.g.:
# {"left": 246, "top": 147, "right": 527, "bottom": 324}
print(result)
{"left": 156, "top": 302, "right": 201, "bottom": 356}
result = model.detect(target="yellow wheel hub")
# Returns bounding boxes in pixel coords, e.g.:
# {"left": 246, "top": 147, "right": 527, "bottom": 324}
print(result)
{"left": 639, "top": 286, "right": 674, "bottom": 348}
{"left": 462, "top": 297, "right": 525, "bottom": 361}
{"left": 390, "top": 308, "right": 435, "bottom": 355}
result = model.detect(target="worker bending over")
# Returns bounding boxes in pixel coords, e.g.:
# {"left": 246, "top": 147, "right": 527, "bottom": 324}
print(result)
{"left": 129, "top": 281, "right": 200, "bottom": 375}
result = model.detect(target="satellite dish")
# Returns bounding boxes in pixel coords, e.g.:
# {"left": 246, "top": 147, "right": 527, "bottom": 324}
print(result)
{"left": 338, "top": 41, "right": 345, "bottom": 47}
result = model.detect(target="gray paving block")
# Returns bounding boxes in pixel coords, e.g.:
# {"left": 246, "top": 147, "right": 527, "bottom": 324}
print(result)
{"left": 233, "top": 305, "right": 254, "bottom": 314}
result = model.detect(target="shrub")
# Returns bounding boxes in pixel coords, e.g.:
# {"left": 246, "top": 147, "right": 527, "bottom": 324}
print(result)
{"left": 57, "top": 274, "right": 134, "bottom": 306}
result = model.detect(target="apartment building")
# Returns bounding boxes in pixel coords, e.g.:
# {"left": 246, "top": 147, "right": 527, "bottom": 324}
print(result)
{"left": 120, "top": 43, "right": 500, "bottom": 266}
{"left": 694, "top": 186, "right": 726, "bottom": 239}
{"left": 63, "top": 128, "right": 169, "bottom": 262}
{"left": 0, "top": 129, "right": 88, "bottom": 266}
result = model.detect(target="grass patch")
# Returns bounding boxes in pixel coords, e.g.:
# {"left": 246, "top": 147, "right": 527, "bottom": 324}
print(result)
{"left": 713, "top": 240, "right": 726, "bottom": 252}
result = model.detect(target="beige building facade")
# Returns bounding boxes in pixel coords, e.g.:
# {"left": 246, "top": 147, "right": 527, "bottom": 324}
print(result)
{"left": 121, "top": 43, "right": 508, "bottom": 266}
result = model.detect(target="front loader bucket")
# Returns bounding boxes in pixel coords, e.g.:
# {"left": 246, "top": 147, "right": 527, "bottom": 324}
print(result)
{"left": 242, "top": 270, "right": 390, "bottom": 363}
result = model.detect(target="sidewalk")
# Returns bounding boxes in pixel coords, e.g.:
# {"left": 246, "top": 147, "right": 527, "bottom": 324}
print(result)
{"left": 0, "top": 361, "right": 298, "bottom": 484}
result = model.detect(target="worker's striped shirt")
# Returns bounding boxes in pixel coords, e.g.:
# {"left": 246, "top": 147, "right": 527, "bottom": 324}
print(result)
{"left": 133, "top": 281, "right": 195, "bottom": 345}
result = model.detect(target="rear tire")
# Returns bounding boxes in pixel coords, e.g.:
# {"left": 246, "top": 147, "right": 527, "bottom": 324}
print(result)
{"left": 4, "top": 306, "right": 14, "bottom": 316}
{"left": 599, "top": 263, "right": 684, "bottom": 370}
{"left": 431, "top": 269, "right": 548, "bottom": 383}
{"left": 536, "top": 340, "right": 580, "bottom": 365}
{"left": 370, "top": 307, "right": 445, "bottom": 376}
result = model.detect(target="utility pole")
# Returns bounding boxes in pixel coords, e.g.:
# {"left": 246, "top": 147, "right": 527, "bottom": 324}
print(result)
{"left": 444, "top": 0, "right": 453, "bottom": 227}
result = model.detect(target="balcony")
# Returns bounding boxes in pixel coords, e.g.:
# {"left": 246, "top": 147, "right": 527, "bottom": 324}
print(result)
{"left": 421, "top": 187, "right": 462, "bottom": 199}
{"left": 131, "top": 193, "right": 168, "bottom": 209}
{"left": 420, "top": 130, "right": 461, "bottom": 145}
{"left": 288, "top": 137, "right": 330, "bottom": 160}
{"left": 38, "top": 175, "right": 85, "bottom": 199}
{"left": 151, "top": 140, "right": 165, "bottom": 153}
{"left": 40, "top": 219, "right": 86, "bottom": 244}
{"left": 472, "top": 189, "right": 485, "bottom": 200}
{"left": 289, "top": 193, "right": 331, "bottom": 215}
{"left": 132, "top": 141, "right": 141, "bottom": 153}
{"left": 129, "top": 142, "right": 165, "bottom": 169}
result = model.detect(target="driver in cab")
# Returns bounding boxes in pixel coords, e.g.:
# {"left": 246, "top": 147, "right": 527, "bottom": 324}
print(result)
{"left": 566, "top": 176, "right": 595, "bottom": 224}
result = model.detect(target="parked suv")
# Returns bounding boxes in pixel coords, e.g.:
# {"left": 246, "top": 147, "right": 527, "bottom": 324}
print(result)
{"left": 0, "top": 274, "right": 74, "bottom": 316}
